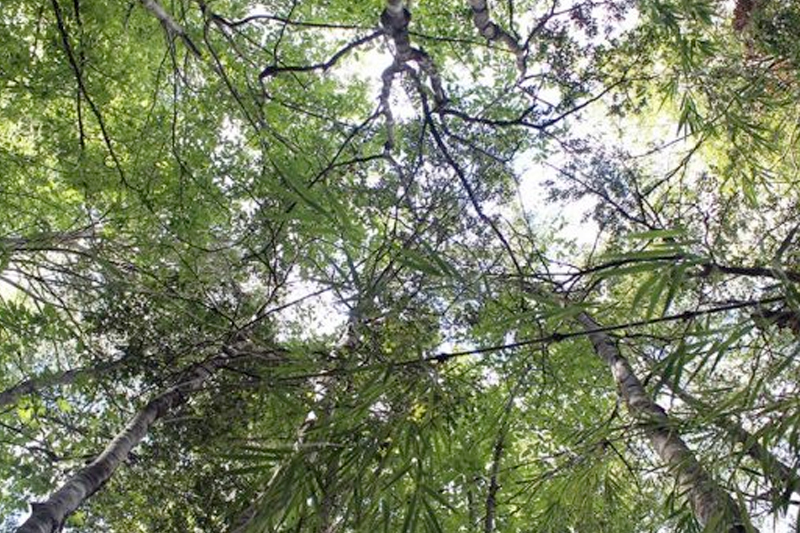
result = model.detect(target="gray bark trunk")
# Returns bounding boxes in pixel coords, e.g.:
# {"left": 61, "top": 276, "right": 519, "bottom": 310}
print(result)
{"left": 380, "top": 0, "right": 445, "bottom": 106}
{"left": 657, "top": 371, "right": 799, "bottom": 505}
{"left": 577, "top": 312, "right": 753, "bottom": 532}
{"left": 16, "top": 353, "right": 227, "bottom": 533}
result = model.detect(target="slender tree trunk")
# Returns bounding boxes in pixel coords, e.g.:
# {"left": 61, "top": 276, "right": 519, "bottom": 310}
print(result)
{"left": 651, "top": 365, "right": 799, "bottom": 505}
{"left": 16, "top": 352, "right": 230, "bottom": 533}
{"left": 227, "top": 364, "right": 341, "bottom": 533}
{"left": 484, "top": 433, "right": 504, "bottom": 533}
{"left": 576, "top": 312, "right": 754, "bottom": 532}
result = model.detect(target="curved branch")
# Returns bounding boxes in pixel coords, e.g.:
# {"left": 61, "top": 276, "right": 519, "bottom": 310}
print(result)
{"left": 259, "top": 30, "right": 383, "bottom": 79}
{"left": 468, "top": 0, "right": 526, "bottom": 72}
{"left": 0, "top": 357, "right": 127, "bottom": 409}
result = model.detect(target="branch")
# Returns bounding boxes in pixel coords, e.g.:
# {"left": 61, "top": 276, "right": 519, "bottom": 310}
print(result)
{"left": 468, "top": 0, "right": 526, "bottom": 72}
{"left": 278, "top": 296, "right": 784, "bottom": 382}
{"left": 259, "top": 30, "right": 383, "bottom": 79}
{"left": 0, "top": 356, "right": 127, "bottom": 409}
{"left": 422, "top": 94, "right": 524, "bottom": 276}
{"left": 440, "top": 75, "right": 627, "bottom": 130}
{"left": 484, "top": 365, "right": 532, "bottom": 532}
{"left": 700, "top": 262, "right": 800, "bottom": 284}
{"left": 139, "top": 0, "right": 202, "bottom": 57}
{"left": 51, "top": 0, "right": 127, "bottom": 185}
{"left": 379, "top": 62, "right": 406, "bottom": 150}
{"left": 212, "top": 12, "right": 369, "bottom": 31}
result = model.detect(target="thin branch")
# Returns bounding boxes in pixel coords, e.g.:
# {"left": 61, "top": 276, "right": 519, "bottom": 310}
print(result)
{"left": 0, "top": 356, "right": 128, "bottom": 409}
{"left": 422, "top": 94, "right": 524, "bottom": 277}
{"left": 213, "top": 12, "right": 369, "bottom": 31}
{"left": 278, "top": 296, "right": 784, "bottom": 382}
{"left": 259, "top": 30, "right": 383, "bottom": 79}
{"left": 51, "top": 0, "right": 127, "bottom": 185}
{"left": 139, "top": 0, "right": 202, "bottom": 57}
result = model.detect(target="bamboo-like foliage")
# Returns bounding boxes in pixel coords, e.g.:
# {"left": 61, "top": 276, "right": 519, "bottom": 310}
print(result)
{"left": 1, "top": 0, "right": 799, "bottom": 531}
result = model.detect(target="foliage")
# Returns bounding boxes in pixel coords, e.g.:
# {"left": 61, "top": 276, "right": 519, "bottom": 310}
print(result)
{"left": 1, "top": 0, "right": 800, "bottom": 531}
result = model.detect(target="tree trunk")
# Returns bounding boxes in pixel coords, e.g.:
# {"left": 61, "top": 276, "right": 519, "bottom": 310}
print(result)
{"left": 652, "top": 366, "right": 799, "bottom": 506}
{"left": 577, "top": 312, "right": 754, "bottom": 532}
{"left": 16, "top": 353, "right": 228, "bottom": 533}
{"left": 484, "top": 364, "right": 531, "bottom": 533}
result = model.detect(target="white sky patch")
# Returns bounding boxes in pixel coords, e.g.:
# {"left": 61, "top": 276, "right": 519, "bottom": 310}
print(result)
{"left": 369, "top": 399, "right": 391, "bottom": 420}
{"left": 0, "top": 270, "right": 21, "bottom": 301}
{"left": 517, "top": 157, "right": 600, "bottom": 249}
{"left": 273, "top": 274, "right": 347, "bottom": 342}
{"left": 337, "top": 44, "right": 390, "bottom": 92}
{"left": 336, "top": 36, "right": 421, "bottom": 124}
{"left": 760, "top": 509, "right": 798, "bottom": 533}
{"left": 482, "top": 367, "right": 500, "bottom": 387}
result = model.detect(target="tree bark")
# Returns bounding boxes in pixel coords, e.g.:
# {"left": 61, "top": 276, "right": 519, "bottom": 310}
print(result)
{"left": 467, "top": 0, "right": 526, "bottom": 72}
{"left": 15, "top": 353, "right": 229, "bottom": 533}
{"left": 654, "top": 369, "right": 799, "bottom": 506}
{"left": 484, "top": 364, "right": 531, "bottom": 533}
{"left": 483, "top": 432, "right": 503, "bottom": 533}
{"left": 379, "top": 0, "right": 445, "bottom": 106}
{"left": 577, "top": 312, "right": 754, "bottom": 532}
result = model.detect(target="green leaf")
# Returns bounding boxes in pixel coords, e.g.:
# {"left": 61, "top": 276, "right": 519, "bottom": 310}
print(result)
{"left": 17, "top": 405, "right": 33, "bottom": 424}
{"left": 56, "top": 397, "right": 72, "bottom": 413}
{"left": 625, "top": 228, "right": 687, "bottom": 241}
{"left": 396, "top": 248, "right": 443, "bottom": 277}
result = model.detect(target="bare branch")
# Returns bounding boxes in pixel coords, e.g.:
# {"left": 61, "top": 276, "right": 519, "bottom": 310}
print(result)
{"left": 259, "top": 30, "right": 383, "bottom": 79}
{"left": 139, "top": 0, "right": 202, "bottom": 57}
{"left": 468, "top": 0, "right": 526, "bottom": 72}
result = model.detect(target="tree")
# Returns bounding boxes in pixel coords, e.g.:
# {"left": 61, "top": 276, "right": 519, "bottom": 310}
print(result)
{"left": 1, "top": 0, "right": 799, "bottom": 531}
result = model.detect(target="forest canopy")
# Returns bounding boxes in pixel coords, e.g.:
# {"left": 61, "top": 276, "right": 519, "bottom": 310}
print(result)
{"left": 1, "top": 0, "right": 800, "bottom": 531}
